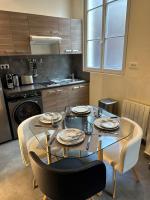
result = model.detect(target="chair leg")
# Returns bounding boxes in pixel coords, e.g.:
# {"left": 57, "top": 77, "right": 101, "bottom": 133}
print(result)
{"left": 132, "top": 167, "right": 140, "bottom": 182}
{"left": 103, "top": 165, "right": 117, "bottom": 199}
{"left": 33, "top": 178, "right": 38, "bottom": 189}
{"left": 43, "top": 195, "right": 48, "bottom": 200}
{"left": 112, "top": 166, "right": 117, "bottom": 199}
{"left": 97, "top": 192, "right": 103, "bottom": 197}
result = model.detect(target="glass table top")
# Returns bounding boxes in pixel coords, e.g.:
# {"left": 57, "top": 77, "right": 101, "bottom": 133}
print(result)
{"left": 29, "top": 107, "right": 131, "bottom": 159}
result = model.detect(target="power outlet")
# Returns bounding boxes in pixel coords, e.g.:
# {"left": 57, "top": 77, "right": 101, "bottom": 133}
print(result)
{"left": 0, "top": 64, "right": 10, "bottom": 70}
{"left": 128, "top": 62, "right": 138, "bottom": 70}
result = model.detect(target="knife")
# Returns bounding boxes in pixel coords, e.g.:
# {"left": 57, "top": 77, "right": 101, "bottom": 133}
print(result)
{"left": 34, "top": 124, "right": 58, "bottom": 128}
{"left": 34, "top": 124, "right": 49, "bottom": 128}
{"left": 86, "top": 135, "right": 92, "bottom": 150}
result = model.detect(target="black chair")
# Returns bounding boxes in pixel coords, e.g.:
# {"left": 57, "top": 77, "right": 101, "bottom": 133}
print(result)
{"left": 29, "top": 151, "right": 106, "bottom": 200}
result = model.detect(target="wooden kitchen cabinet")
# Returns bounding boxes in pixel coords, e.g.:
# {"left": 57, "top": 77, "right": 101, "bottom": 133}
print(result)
{"left": 0, "top": 10, "right": 82, "bottom": 55}
{"left": 56, "top": 87, "right": 69, "bottom": 112}
{"left": 42, "top": 87, "right": 69, "bottom": 112}
{"left": 71, "top": 19, "right": 82, "bottom": 54}
{"left": 59, "top": 18, "right": 71, "bottom": 54}
{"left": 69, "top": 83, "right": 89, "bottom": 106}
{"left": 42, "top": 83, "right": 89, "bottom": 112}
{"left": 42, "top": 89, "right": 57, "bottom": 112}
{"left": 59, "top": 18, "right": 82, "bottom": 54}
{"left": 0, "top": 11, "right": 14, "bottom": 55}
{"left": 9, "top": 12, "right": 30, "bottom": 54}
{"left": 28, "top": 14, "right": 59, "bottom": 37}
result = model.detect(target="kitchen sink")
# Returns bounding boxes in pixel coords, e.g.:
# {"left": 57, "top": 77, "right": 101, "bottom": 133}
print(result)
{"left": 51, "top": 78, "right": 84, "bottom": 84}
{"left": 39, "top": 79, "right": 86, "bottom": 88}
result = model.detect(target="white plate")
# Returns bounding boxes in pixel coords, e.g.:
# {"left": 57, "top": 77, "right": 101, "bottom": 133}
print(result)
{"left": 94, "top": 118, "right": 119, "bottom": 130}
{"left": 72, "top": 106, "right": 90, "bottom": 114}
{"left": 39, "top": 112, "right": 62, "bottom": 124}
{"left": 56, "top": 128, "right": 85, "bottom": 146}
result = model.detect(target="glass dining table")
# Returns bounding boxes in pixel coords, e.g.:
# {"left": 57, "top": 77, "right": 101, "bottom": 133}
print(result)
{"left": 29, "top": 106, "right": 130, "bottom": 164}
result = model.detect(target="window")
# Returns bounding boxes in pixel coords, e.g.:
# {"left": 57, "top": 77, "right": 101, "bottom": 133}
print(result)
{"left": 84, "top": 0, "right": 129, "bottom": 72}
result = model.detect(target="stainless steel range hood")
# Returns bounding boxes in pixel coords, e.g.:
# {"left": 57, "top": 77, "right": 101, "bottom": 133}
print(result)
{"left": 30, "top": 35, "right": 62, "bottom": 55}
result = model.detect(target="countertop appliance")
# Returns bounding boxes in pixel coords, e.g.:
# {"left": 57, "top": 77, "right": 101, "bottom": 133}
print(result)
{"left": 6, "top": 74, "right": 14, "bottom": 89}
{"left": 21, "top": 75, "right": 33, "bottom": 85}
{"left": 30, "top": 35, "right": 62, "bottom": 55}
{"left": 13, "top": 74, "right": 19, "bottom": 87}
{"left": 6, "top": 90, "right": 43, "bottom": 139}
{"left": 0, "top": 79, "right": 12, "bottom": 143}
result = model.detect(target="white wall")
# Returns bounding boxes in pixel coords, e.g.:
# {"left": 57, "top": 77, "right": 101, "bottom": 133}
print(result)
{"left": 72, "top": 0, "right": 150, "bottom": 110}
{"left": 71, "top": 0, "right": 83, "bottom": 19}
{"left": 0, "top": 0, "right": 71, "bottom": 18}
{"left": 90, "top": 0, "right": 150, "bottom": 109}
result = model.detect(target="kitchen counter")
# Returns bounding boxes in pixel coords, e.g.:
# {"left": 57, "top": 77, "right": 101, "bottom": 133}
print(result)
{"left": 4, "top": 79, "right": 88, "bottom": 96}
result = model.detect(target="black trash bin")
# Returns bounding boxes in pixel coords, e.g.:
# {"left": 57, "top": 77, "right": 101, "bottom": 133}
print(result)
{"left": 98, "top": 98, "right": 118, "bottom": 115}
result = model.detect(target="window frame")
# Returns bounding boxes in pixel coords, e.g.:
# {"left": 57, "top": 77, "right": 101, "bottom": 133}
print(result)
{"left": 83, "top": 0, "right": 131, "bottom": 74}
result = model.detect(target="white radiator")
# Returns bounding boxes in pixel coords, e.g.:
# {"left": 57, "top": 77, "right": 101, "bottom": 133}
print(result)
{"left": 145, "top": 127, "right": 150, "bottom": 156}
{"left": 121, "top": 99, "right": 150, "bottom": 140}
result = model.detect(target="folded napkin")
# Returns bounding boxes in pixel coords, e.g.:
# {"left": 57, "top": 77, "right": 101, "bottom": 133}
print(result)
{"left": 59, "top": 129, "right": 83, "bottom": 142}
{"left": 100, "top": 118, "right": 119, "bottom": 128}
{"left": 42, "top": 112, "right": 58, "bottom": 121}
{"left": 101, "top": 121, "right": 116, "bottom": 128}
{"left": 72, "top": 106, "right": 90, "bottom": 113}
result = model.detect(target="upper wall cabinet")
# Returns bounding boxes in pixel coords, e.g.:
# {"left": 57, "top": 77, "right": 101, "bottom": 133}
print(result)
{"left": 0, "top": 11, "right": 14, "bottom": 55}
{"left": 0, "top": 10, "right": 82, "bottom": 55}
{"left": 28, "top": 14, "right": 59, "bottom": 37}
{"left": 71, "top": 19, "right": 82, "bottom": 54}
{"left": 59, "top": 18, "right": 82, "bottom": 54}
{"left": 58, "top": 18, "right": 72, "bottom": 54}
{"left": 9, "top": 12, "right": 30, "bottom": 54}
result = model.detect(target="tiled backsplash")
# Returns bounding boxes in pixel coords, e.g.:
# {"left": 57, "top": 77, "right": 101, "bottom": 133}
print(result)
{"left": 0, "top": 54, "right": 89, "bottom": 84}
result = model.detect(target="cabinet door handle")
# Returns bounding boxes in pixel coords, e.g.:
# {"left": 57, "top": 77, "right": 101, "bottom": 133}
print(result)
{"left": 56, "top": 89, "right": 63, "bottom": 93}
{"left": 72, "top": 49, "right": 79, "bottom": 52}
{"left": 72, "top": 86, "right": 80, "bottom": 90}
{"left": 80, "top": 85, "right": 86, "bottom": 88}
{"left": 47, "top": 90, "right": 56, "bottom": 95}
{"left": 65, "top": 49, "right": 72, "bottom": 53}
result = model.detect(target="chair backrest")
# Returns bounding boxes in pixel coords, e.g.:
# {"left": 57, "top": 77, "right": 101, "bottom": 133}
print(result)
{"left": 119, "top": 117, "right": 143, "bottom": 173}
{"left": 17, "top": 114, "right": 42, "bottom": 166}
{"left": 121, "top": 99, "right": 150, "bottom": 139}
{"left": 29, "top": 151, "right": 106, "bottom": 200}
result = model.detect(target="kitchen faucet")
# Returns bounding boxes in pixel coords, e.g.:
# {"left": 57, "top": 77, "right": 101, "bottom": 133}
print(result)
{"left": 71, "top": 73, "right": 75, "bottom": 81}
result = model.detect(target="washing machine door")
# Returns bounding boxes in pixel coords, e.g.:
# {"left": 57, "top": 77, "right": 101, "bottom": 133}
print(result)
{"left": 14, "top": 100, "right": 41, "bottom": 124}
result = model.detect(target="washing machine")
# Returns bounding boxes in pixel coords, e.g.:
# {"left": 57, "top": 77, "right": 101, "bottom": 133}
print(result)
{"left": 7, "top": 90, "right": 43, "bottom": 139}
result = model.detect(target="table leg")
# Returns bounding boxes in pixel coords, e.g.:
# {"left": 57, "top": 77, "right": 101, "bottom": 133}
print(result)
{"left": 97, "top": 140, "right": 104, "bottom": 197}
{"left": 79, "top": 150, "right": 81, "bottom": 157}
{"left": 63, "top": 147, "right": 69, "bottom": 157}
{"left": 46, "top": 134, "right": 51, "bottom": 164}
{"left": 98, "top": 140, "right": 103, "bottom": 161}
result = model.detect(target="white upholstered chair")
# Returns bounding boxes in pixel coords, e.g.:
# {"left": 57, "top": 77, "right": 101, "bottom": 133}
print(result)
{"left": 121, "top": 99, "right": 149, "bottom": 139}
{"left": 103, "top": 117, "right": 143, "bottom": 199}
{"left": 17, "top": 115, "right": 50, "bottom": 166}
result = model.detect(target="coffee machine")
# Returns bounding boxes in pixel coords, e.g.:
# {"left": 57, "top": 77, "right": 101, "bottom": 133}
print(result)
{"left": 5, "top": 74, "right": 14, "bottom": 89}
{"left": 5, "top": 74, "right": 20, "bottom": 89}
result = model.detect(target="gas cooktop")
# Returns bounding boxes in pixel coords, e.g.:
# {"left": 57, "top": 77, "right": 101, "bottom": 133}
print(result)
{"left": 39, "top": 81, "right": 59, "bottom": 87}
